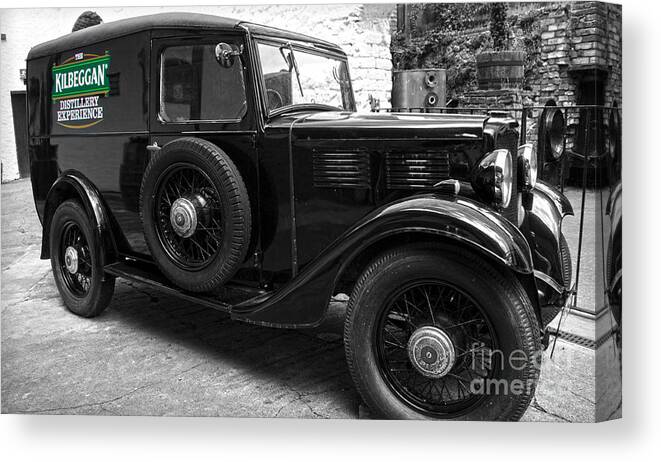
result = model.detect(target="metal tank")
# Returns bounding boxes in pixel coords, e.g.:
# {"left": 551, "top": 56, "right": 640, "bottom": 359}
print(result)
{"left": 392, "top": 69, "right": 446, "bottom": 111}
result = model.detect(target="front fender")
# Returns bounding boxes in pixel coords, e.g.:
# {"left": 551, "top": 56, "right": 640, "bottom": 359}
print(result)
{"left": 232, "top": 194, "right": 534, "bottom": 328}
{"left": 528, "top": 184, "right": 572, "bottom": 299}
{"left": 535, "top": 180, "right": 574, "bottom": 218}
{"left": 351, "top": 194, "right": 535, "bottom": 273}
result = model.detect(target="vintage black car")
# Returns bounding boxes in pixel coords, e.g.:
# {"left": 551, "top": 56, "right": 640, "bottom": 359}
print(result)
{"left": 26, "top": 12, "right": 573, "bottom": 421}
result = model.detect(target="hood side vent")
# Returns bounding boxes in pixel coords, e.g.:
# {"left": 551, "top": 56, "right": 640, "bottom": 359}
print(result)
{"left": 385, "top": 152, "right": 450, "bottom": 189}
{"left": 313, "top": 150, "right": 371, "bottom": 189}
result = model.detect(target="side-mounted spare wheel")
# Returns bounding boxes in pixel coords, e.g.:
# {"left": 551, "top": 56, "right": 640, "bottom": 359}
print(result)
{"left": 140, "top": 138, "right": 252, "bottom": 292}
{"left": 344, "top": 244, "right": 542, "bottom": 420}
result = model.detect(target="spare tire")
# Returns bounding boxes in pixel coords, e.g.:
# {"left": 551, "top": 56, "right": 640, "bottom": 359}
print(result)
{"left": 140, "top": 138, "right": 251, "bottom": 292}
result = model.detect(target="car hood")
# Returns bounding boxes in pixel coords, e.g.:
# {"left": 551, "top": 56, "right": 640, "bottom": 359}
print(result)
{"left": 267, "top": 110, "right": 486, "bottom": 140}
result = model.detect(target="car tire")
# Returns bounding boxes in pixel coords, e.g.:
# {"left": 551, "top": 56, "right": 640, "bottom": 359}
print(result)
{"left": 344, "top": 244, "right": 541, "bottom": 421}
{"left": 140, "top": 137, "right": 251, "bottom": 292}
{"left": 50, "top": 199, "right": 115, "bottom": 317}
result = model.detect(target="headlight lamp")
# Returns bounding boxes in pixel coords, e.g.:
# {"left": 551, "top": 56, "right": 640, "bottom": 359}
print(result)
{"left": 542, "top": 106, "right": 565, "bottom": 160}
{"left": 517, "top": 143, "right": 537, "bottom": 189}
{"left": 472, "top": 148, "right": 513, "bottom": 209}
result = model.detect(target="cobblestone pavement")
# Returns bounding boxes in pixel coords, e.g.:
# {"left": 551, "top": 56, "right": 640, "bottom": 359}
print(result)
{"left": 1, "top": 179, "right": 619, "bottom": 421}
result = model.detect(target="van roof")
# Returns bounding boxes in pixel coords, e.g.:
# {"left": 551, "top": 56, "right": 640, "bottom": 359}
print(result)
{"left": 27, "top": 12, "right": 344, "bottom": 60}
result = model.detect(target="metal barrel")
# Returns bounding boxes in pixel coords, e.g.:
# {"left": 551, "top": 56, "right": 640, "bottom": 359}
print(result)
{"left": 391, "top": 69, "right": 446, "bottom": 111}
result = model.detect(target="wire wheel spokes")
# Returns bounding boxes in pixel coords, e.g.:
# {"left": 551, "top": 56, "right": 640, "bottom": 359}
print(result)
{"left": 154, "top": 163, "right": 224, "bottom": 270}
{"left": 60, "top": 222, "right": 93, "bottom": 296}
{"left": 377, "top": 281, "right": 497, "bottom": 417}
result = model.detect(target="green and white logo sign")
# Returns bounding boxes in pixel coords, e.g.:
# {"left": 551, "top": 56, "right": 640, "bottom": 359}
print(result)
{"left": 52, "top": 52, "right": 111, "bottom": 129}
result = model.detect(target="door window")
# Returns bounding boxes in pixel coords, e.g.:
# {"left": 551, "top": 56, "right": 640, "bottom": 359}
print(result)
{"left": 159, "top": 43, "right": 247, "bottom": 122}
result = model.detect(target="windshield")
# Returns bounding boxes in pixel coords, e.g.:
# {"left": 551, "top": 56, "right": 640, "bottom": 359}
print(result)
{"left": 257, "top": 41, "right": 355, "bottom": 114}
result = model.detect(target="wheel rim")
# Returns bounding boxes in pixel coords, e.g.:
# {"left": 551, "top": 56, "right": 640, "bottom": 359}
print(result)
{"left": 59, "top": 222, "right": 93, "bottom": 297}
{"left": 154, "top": 163, "right": 224, "bottom": 270}
{"left": 375, "top": 280, "right": 498, "bottom": 417}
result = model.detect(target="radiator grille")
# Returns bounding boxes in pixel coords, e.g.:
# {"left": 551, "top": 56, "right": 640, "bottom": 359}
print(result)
{"left": 312, "top": 150, "right": 371, "bottom": 189}
{"left": 385, "top": 152, "right": 451, "bottom": 190}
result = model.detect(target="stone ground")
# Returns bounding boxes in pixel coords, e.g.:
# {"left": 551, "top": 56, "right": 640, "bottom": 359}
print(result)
{"left": 1, "top": 178, "right": 620, "bottom": 421}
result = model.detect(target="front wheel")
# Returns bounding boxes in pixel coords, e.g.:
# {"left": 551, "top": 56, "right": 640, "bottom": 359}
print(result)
{"left": 344, "top": 245, "right": 541, "bottom": 420}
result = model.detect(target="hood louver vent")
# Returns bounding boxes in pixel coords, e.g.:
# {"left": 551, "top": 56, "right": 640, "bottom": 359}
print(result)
{"left": 313, "top": 150, "right": 371, "bottom": 189}
{"left": 385, "top": 152, "right": 451, "bottom": 190}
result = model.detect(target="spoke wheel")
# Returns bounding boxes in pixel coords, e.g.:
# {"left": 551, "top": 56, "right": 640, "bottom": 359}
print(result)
{"left": 140, "top": 138, "right": 252, "bottom": 292}
{"left": 50, "top": 199, "right": 115, "bottom": 318}
{"left": 59, "top": 222, "right": 93, "bottom": 296}
{"left": 154, "top": 163, "right": 224, "bottom": 270}
{"left": 344, "top": 245, "right": 541, "bottom": 421}
{"left": 376, "top": 281, "right": 497, "bottom": 417}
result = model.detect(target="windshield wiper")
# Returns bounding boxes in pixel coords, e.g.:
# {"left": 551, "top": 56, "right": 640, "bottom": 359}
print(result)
{"left": 281, "top": 43, "right": 304, "bottom": 98}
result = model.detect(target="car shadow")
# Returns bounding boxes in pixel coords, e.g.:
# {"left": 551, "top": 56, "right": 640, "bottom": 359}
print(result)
{"left": 96, "top": 279, "right": 359, "bottom": 417}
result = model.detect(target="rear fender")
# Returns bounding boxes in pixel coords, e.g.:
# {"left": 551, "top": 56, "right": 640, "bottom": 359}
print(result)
{"left": 232, "top": 194, "right": 536, "bottom": 328}
{"left": 41, "top": 170, "right": 119, "bottom": 270}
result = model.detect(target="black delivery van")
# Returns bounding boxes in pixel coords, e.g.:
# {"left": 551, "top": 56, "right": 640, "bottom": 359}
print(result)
{"left": 26, "top": 12, "right": 574, "bottom": 420}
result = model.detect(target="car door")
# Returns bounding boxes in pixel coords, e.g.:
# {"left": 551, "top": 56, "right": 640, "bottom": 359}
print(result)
{"left": 147, "top": 33, "right": 261, "bottom": 271}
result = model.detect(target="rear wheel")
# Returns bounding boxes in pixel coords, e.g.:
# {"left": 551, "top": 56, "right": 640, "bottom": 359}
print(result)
{"left": 344, "top": 245, "right": 541, "bottom": 420}
{"left": 49, "top": 200, "right": 115, "bottom": 317}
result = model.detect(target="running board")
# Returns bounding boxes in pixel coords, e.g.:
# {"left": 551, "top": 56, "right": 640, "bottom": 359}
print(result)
{"left": 104, "top": 260, "right": 264, "bottom": 313}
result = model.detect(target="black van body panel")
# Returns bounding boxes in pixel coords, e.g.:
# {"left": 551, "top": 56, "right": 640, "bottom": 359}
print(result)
{"left": 29, "top": 31, "right": 151, "bottom": 256}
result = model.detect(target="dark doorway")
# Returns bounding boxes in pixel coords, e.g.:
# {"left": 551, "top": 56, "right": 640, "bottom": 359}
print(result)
{"left": 567, "top": 67, "right": 609, "bottom": 187}
{"left": 10, "top": 90, "right": 29, "bottom": 178}
{"left": 576, "top": 78, "right": 605, "bottom": 156}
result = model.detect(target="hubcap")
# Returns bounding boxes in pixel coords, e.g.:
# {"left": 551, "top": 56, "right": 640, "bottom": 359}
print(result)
{"left": 407, "top": 326, "right": 456, "bottom": 378}
{"left": 155, "top": 164, "right": 223, "bottom": 269}
{"left": 64, "top": 246, "right": 79, "bottom": 274}
{"left": 60, "top": 222, "right": 92, "bottom": 296}
{"left": 170, "top": 197, "right": 199, "bottom": 238}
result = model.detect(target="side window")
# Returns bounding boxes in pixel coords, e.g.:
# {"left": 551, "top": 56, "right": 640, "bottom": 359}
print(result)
{"left": 160, "top": 43, "right": 247, "bottom": 122}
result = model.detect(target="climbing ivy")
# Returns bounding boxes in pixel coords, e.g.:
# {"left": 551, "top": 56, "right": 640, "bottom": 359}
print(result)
{"left": 509, "top": 8, "right": 545, "bottom": 91}
{"left": 490, "top": 3, "right": 509, "bottom": 51}
{"left": 391, "top": 3, "right": 493, "bottom": 98}
{"left": 391, "top": 2, "right": 551, "bottom": 96}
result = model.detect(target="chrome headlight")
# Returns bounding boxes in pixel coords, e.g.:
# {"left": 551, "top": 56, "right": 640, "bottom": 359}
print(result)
{"left": 472, "top": 149, "right": 513, "bottom": 209}
{"left": 517, "top": 143, "right": 537, "bottom": 189}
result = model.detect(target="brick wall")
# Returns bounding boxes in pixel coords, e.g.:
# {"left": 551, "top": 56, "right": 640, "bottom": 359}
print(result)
{"left": 393, "top": 2, "right": 622, "bottom": 132}
{"left": 391, "top": 1, "right": 621, "bottom": 157}
{"left": 0, "top": 4, "right": 396, "bottom": 182}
